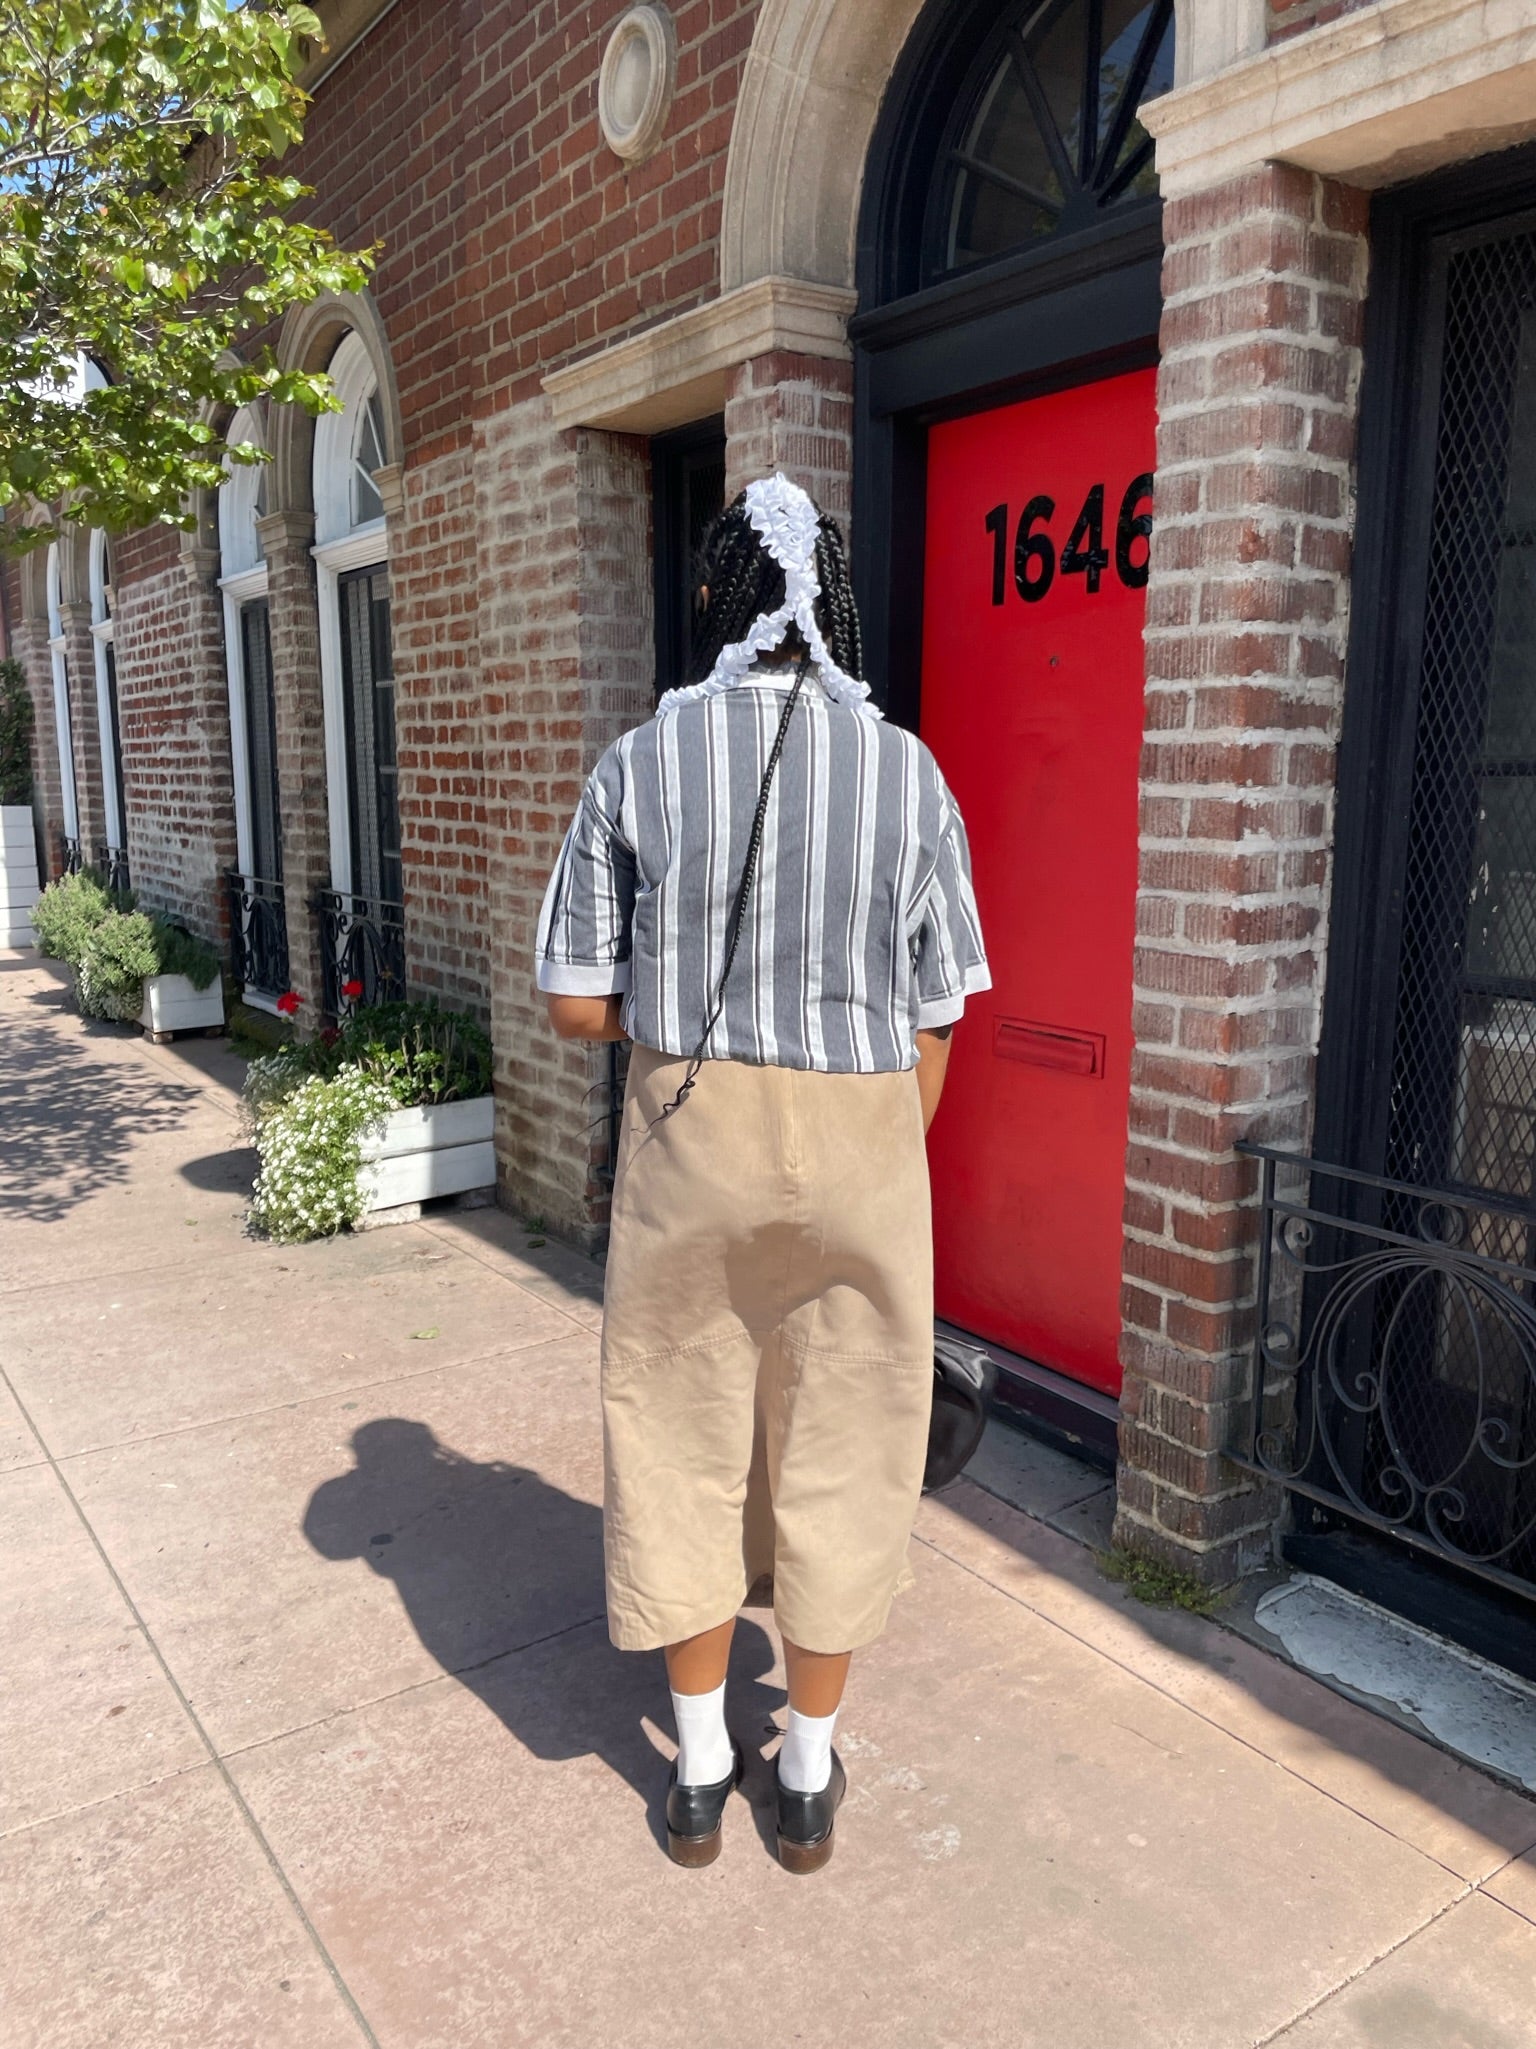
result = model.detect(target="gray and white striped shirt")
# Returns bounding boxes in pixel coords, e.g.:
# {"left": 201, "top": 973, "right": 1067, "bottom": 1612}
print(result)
{"left": 535, "top": 672, "right": 990, "bottom": 1073}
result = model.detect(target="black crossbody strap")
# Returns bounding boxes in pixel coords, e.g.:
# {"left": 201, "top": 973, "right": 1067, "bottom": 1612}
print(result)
{"left": 654, "top": 653, "right": 810, "bottom": 1121}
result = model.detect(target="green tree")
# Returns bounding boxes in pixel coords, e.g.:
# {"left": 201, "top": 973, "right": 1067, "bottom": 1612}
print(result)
{"left": 0, "top": 2, "right": 375, "bottom": 548}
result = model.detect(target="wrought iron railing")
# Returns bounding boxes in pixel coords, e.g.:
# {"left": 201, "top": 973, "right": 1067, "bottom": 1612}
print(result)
{"left": 94, "top": 843, "right": 131, "bottom": 896}
{"left": 313, "top": 886, "right": 406, "bottom": 1016}
{"left": 598, "top": 1040, "right": 631, "bottom": 1186}
{"left": 61, "top": 836, "right": 83, "bottom": 875}
{"left": 1234, "top": 1144, "right": 1536, "bottom": 1603}
{"left": 226, "top": 871, "right": 290, "bottom": 998}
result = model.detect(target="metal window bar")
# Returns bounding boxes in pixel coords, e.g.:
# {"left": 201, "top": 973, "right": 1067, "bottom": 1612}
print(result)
{"left": 313, "top": 886, "right": 406, "bottom": 1017}
{"left": 93, "top": 844, "right": 131, "bottom": 897}
{"left": 226, "top": 871, "right": 290, "bottom": 998}
{"left": 1232, "top": 1142, "right": 1536, "bottom": 1604}
{"left": 61, "top": 836, "right": 82, "bottom": 875}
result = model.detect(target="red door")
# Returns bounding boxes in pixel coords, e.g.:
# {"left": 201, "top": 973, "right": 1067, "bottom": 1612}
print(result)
{"left": 920, "top": 367, "right": 1155, "bottom": 1397}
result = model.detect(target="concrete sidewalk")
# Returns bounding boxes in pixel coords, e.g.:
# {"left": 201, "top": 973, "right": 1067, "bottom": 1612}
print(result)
{"left": 4, "top": 949, "right": 1536, "bottom": 2049}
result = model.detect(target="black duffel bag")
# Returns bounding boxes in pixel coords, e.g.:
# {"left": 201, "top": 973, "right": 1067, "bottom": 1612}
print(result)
{"left": 924, "top": 1333, "right": 998, "bottom": 1492}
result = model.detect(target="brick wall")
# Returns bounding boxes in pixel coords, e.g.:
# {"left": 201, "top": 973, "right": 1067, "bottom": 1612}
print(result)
{"left": 1115, "top": 163, "right": 1371, "bottom": 1583}
{"left": 112, "top": 547, "right": 236, "bottom": 944}
{"left": 1268, "top": 0, "right": 1380, "bottom": 41}
{"left": 724, "top": 352, "right": 855, "bottom": 518}
{"left": 391, "top": 446, "right": 490, "bottom": 1015}
{"left": 479, "top": 396, "right": 653, "bottom": 1241}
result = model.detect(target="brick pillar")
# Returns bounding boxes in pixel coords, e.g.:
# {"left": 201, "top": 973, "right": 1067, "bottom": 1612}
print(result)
{"left": 724, "top": 351, "right": 854, "bottom": 520}
{"left": 480, "top": 396, "right": 652, "bottom": 1246}
{"left": 388, "top": 446, "right": 493, "bottom": 1014}
{"left": 10, "top": 612, "right": 64, "bottom": 879}
{"left": 257, "top": 509, "right": 329, "bottom": 1017}
{"left": 111, "top": 541, "right": 235, "bottom": 946}
{"left": 1114, "top": 163, "right": 1370, "bottom": 1584}
{"left": 58, "top": 599, "right": 106, "bottom": 862}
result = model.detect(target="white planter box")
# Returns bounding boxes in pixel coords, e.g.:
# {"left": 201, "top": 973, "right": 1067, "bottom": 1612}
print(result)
{"left": 0, "top": 804, "right": 40, "bottom": 950}
{"left": 357, "top": 1095, "right": 496, "bottom": 1212}
{"left": 141, "top": 973, "right": 226, "bottom": 1036}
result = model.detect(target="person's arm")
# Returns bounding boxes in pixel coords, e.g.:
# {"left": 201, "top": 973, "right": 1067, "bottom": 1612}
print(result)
{"left": 545, "top": 993, "right": 629, "bottom": 1043}
{"left": 914, "top": 1024, "right": 953, "bottom": 1133}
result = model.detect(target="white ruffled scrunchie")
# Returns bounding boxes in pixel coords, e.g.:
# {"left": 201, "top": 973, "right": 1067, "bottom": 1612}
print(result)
{"left": 655, "top": 473, "right": 880, "bottom": 720}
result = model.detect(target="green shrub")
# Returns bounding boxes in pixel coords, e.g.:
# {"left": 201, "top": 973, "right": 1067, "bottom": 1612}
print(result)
{"left": 78, "top": 909, "right": 159, "bottom": 1020}
{"left": 34, "top": 877, "right": 223, "bottom": 1018}
{"left": 0, "top": 658, "right": 33, "bottom": 807}
{"left": 249, "top": 1068, "right": 397, "bottom": 1243}
{"left": 337, "top": 1000, "right": 493, "bottom": 1106}
{"left": 30, "top": 869, "right": 114, "bottom": 965}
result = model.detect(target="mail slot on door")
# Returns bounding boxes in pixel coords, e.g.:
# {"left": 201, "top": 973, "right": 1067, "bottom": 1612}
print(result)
{"left": 993, "top": 1017, "right": 1107, "bottom": 1079}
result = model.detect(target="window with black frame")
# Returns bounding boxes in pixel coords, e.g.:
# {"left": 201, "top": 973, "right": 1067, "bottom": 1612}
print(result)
{"left": 924, "top": 0, "right": 1174, "bottom": 285}
{"left": 652, "top": 417, "right": 726, "bottom": 701}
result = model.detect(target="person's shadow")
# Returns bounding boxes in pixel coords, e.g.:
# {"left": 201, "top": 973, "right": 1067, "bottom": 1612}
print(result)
{"left": 302, "top": 1419, "right": 785, "bottom": 1857}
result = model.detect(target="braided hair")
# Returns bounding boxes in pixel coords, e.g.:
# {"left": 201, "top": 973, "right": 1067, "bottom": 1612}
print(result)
{"left": 687, "top": 489, "right": 864, "bottom": 685}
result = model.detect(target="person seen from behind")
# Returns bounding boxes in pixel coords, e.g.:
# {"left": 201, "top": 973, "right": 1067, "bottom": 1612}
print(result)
{"left": 534, "top": 473, "right": 989, "bottom": 1873}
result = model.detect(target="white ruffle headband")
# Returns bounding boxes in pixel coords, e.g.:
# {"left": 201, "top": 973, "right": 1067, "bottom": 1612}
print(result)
{"left": 655, "top": 473, "right": 880, "bottom": 720}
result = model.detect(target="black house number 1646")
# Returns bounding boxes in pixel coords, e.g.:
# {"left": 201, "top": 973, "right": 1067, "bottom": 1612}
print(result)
{"left": 983, "top": 471, "right": 1154, "bottom": 605}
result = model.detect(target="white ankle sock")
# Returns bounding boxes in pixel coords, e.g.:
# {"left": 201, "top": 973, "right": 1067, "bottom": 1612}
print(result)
{"left": 778, "top": 1707, "right": 837, "bottom": 1794}
{"left": 671, "top": 1680, "right": 732, "bottom": 1787}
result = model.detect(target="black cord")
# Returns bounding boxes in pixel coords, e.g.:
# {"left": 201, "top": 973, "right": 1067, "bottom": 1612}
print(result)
{"left": 654, "top": 653, "right": 810, "bottom": 1121}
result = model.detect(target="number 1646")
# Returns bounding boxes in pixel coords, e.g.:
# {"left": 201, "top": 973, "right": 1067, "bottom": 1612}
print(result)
{"left": 984, "top": 472, "right": 1153, "bottom": 605}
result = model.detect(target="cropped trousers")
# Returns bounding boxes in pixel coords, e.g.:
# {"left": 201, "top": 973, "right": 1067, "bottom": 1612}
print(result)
{"left": 600, "top": 1045, "right": 935, "bottom": 1655}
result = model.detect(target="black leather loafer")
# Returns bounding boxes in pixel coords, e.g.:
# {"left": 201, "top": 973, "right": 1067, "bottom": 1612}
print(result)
{"left": 665, "top": 1742, "right": 743, "bottom": 1867}
{"left": 775, "top": 1750, "right": 846, "bottom": 1875}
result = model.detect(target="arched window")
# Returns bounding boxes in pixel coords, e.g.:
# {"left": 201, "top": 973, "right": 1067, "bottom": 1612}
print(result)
{"left": 926, "top": 0, "right": 1173, "bottom": 284}
{"left": 45, "top": 544, "right": 80, "bottom": 861}
{"left": 88, "top": 529, "right": 129, "bottom": 889}
{"left": 219, "top": 405, "right": 288, "bottom": 1002}
{"left": 312, "top": 329, "right": 389, "bottom": 547}
{"left": 311, "top": 328, "right": 403, "bottom": 1009}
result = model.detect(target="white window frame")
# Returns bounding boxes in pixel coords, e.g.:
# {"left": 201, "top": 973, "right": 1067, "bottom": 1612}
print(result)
{"left": 218, "top": 405, "right": 270, "bottom": 883}
{"left": 88, "top": 528, "right": 124, "bottom": 855}
{"left": 45, "top": 545, "right": 79, "bottom": 845}
{"left": 311, "top": 332, "right": 389, "bottom": 896}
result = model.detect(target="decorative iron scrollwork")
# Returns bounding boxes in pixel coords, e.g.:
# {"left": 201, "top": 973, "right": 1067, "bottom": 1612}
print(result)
{"left": 226, "top": 871, "right": 290, "bottom": 998}
{"left": 313, "top": 886, "right": 406, "bottom": 1016}
{"left": 1236, "top": 1145, "right": 1536, "bottom": 1600}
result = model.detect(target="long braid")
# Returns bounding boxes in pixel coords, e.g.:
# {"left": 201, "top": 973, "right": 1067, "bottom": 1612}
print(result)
{"left": 654, "top": 482, "right": 863, "bottom": 1118}
{"left": 653, "top": 651, "right": 810, "bottom": 1120}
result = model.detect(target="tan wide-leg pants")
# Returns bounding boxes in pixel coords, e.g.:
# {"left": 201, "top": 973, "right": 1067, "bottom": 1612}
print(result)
{"left": 600, "top": 1046, "right": 935, "bottom": 1655}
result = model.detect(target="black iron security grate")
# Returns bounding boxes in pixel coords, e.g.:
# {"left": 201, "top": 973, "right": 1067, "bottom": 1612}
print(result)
{"left": 226, "top": 870, "right": 289, "bottom": 1000}
{"left": 1235, "top": 1147, "right": 1536, "bottom": 1602}
{"left": 1386, "top": 226, "right": 1536, "bottom": 1215}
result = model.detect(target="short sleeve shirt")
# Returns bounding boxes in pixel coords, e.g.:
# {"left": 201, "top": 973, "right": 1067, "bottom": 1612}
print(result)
{"left": 534, "top": 674, "right": 990, "bottom": 1073}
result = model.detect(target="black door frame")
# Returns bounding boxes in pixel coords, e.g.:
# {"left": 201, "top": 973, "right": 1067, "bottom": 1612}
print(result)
{"left": 850, "top": 5, "right": 1167, "bottom": 1459}
{"left": 1291, "top": 141, "right": 1536, "bottom": 1670}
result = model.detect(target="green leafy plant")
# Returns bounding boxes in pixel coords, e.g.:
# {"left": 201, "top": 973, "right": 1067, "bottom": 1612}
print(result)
{"left": 0, "top": 2, "right": 376, "bottom": 546}
{"left": 32, "top": 875, "right": 221, "bottom": 1016}
{"left": 240, "top": 999, "right": 492, "bottom": 1243}
{"left": 30, "top": 868, "right": 115, "bottom": 962}
{"left": 148, "top": 916, "right": 220, "bottom": 991}
{"left": 337, "top": 1001, "right": 493, "bottom": 1107}
{"left": 0, "top": 657, "right": 33, "bottom": 804}
{"left": 248, "top": 1067, "right": 396, "bottom": 1244}
{"left": 77, "top": 906, "right": 159, "bottom": 1020}
{"left": 1096, "top": 1547, "right": 1224, "bottom": 1616}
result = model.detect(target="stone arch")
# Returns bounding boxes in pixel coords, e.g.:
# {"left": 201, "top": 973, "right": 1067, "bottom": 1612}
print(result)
{"left": 266, "top": 288, "right": 403, "bottom": 522}
{"left": 720, "top": 0, "right": 927, "bottom": 294}
{"left": 722, "top": 0, "right": 1209, "bottom": 296}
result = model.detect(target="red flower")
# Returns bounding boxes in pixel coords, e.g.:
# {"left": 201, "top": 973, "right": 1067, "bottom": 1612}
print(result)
{"left": 341, "top": 978, "right": 364, "bottom": 1002}
{"left": 275, "top": 991, "right": 301, "bottom": 1017}
{"left": 319, "top": 1025, "right": 341, "bottom": 1049}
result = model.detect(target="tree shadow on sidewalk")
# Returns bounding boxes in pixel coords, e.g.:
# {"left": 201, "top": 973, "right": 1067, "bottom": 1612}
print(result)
{"left": 0, "top": 1009, "right": 203, "bottom": 1222}
{"left": 302, "top": 1419, "right": 784, "bottom": 1855}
